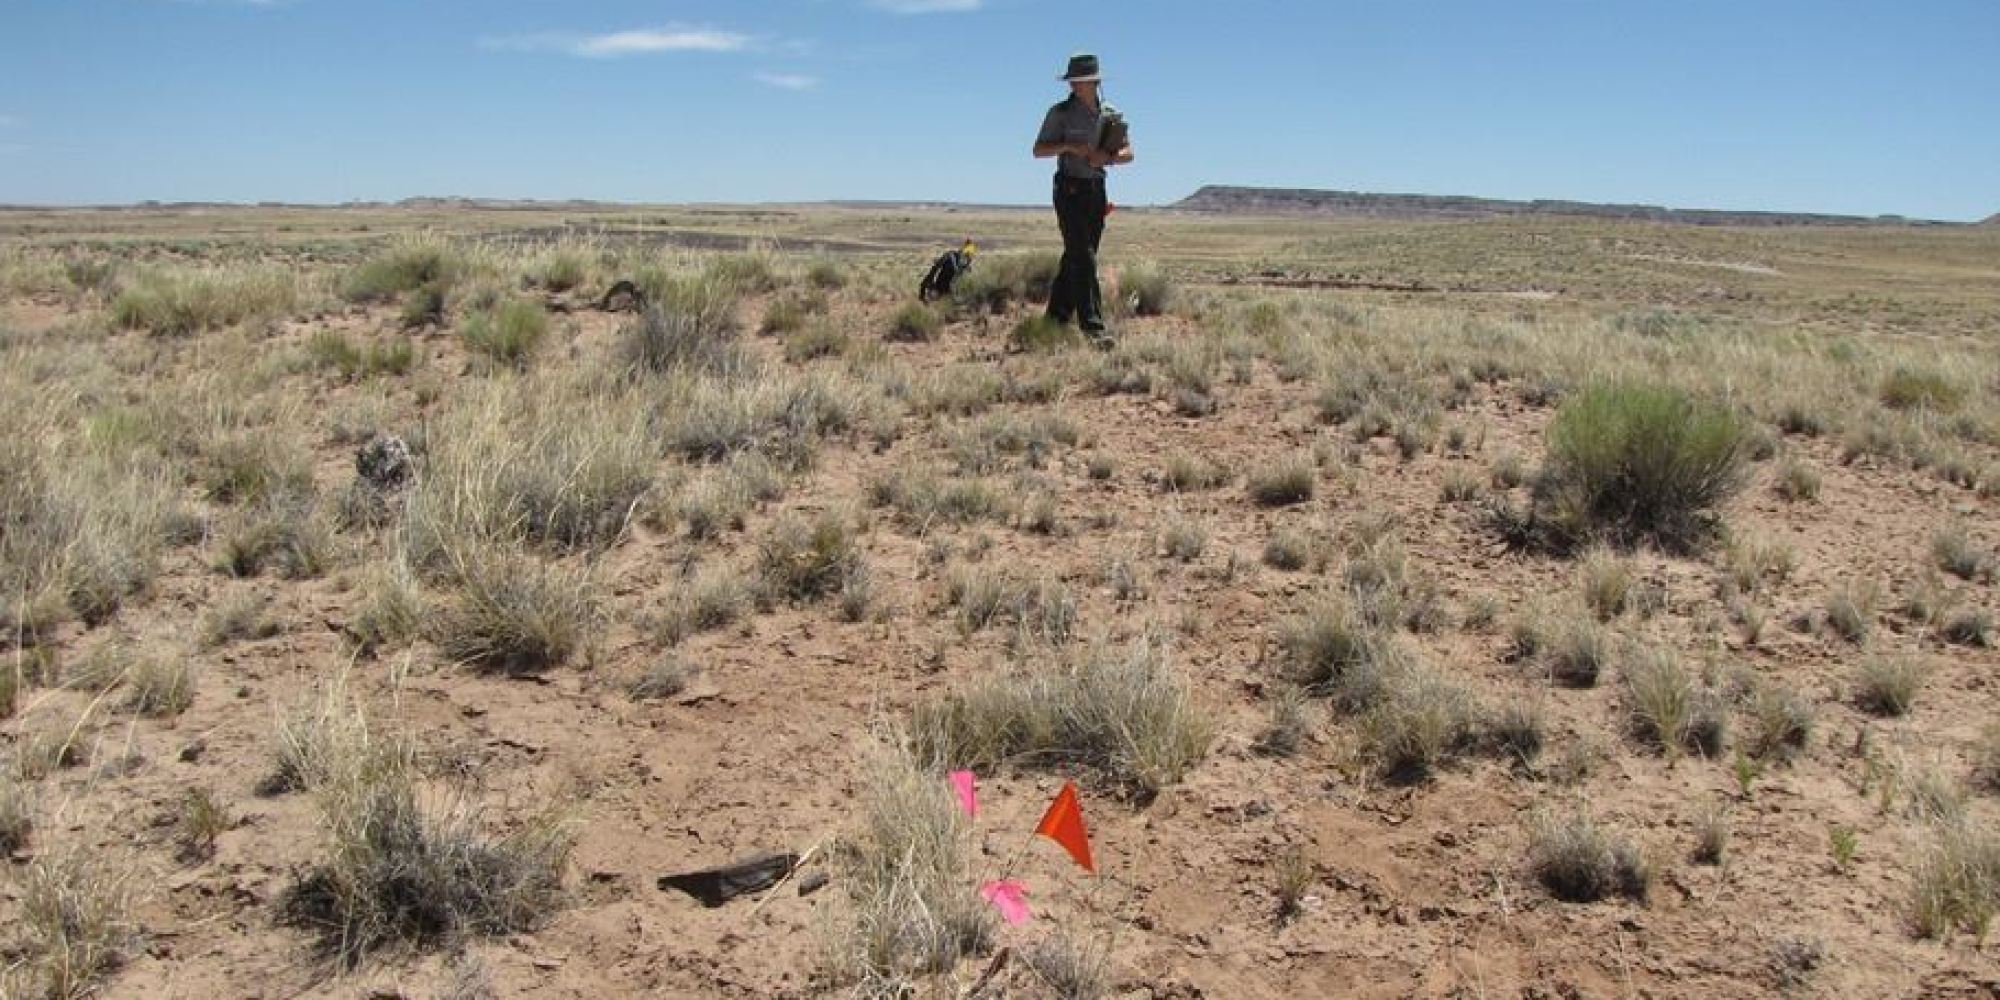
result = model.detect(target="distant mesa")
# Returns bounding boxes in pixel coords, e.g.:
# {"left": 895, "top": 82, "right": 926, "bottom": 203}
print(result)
{"left": 1172, "top": 185, "right": 1957, "bottom": 227}
{"left": 1984, "top": 212, "right": 2000, "bottom": 226}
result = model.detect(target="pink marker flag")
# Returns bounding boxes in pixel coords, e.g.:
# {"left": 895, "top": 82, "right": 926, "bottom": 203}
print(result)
{"left": 980, "top": 879, "right": 1031, "bottom": 925}
{"left": 948, "top": 770, "right": 978, "bottom": 818}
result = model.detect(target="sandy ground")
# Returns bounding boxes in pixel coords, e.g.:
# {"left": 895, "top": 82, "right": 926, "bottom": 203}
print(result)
{"left": 3, "top": 269, "right": 1997, "bottom": 1000}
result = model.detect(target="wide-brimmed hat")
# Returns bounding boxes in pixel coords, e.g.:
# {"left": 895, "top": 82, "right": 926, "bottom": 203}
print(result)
{"left": 1059, "top": 53, "right": 1101, "bottom": 83}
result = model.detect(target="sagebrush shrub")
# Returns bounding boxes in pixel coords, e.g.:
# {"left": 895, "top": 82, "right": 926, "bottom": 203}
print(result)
{"left": 1532, "top": 383, "right": 1749, "bottom": 552}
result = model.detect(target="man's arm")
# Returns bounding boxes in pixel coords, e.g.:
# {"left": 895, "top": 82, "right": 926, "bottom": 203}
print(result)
{"left": 1034, "top": 139, "right": 1093, "bottom": 160}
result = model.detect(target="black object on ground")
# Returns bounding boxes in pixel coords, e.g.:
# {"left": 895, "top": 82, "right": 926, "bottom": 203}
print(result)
{"left": 657, "top": 852, "right": 801, "bottom": 907}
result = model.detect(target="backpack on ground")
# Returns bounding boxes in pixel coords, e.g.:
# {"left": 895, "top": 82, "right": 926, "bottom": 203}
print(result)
{"left": 919, "top": 240, "right": 978, "bottom": 301}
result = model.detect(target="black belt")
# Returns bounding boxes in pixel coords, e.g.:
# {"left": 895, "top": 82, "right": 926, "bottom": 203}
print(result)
{"left": 1055, "top": 174, "right": 1106, "bottom": 190}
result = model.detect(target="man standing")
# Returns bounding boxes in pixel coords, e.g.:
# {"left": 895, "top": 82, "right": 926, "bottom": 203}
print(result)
{"left": 1033, "top": 52, "right": 1134, "bottom": 345}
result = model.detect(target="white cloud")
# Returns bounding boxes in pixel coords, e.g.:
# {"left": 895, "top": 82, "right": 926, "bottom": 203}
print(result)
{"left": 481, "top": 26, "right": 751, "bottom": 58}
{"left": 869, "top": 0, "right": 982, "bottom": 12}
{"left": 754, "top": 72, "right": 819, "bottom": 91}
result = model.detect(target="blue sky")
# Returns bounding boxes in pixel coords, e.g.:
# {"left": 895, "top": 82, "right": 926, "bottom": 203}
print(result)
{"left": 2, "top": 1, "right": 1996, "bottom": 219}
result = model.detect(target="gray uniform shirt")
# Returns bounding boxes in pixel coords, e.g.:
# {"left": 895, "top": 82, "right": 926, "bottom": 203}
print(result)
{"left": 1037, "top": 95, "right": 1121, "bottom": 181}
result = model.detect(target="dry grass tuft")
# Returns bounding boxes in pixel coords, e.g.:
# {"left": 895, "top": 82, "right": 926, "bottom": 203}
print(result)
{"left": 829, "top": 745, "right": 993, "bottom": 995}
{"left": 908, "top": 637, "right": 1212, "bottom": 796}
{"left": 430, "top": 551, "right": 596, "bottom": 675}
{"left": 12, "top": 848, "right": 138, "bottom": 999}
{"left": 1622, "top": 647, "right": 1726, "bottom": 758}
{"left": 1528, "top": 810, "right": 1652, "bottom": 904}
{"left": 1854, "top": 654, "right": 1927, "bottom": 717}
{"left": 1911, "top": 819, "right": 1998, "bottom": 940}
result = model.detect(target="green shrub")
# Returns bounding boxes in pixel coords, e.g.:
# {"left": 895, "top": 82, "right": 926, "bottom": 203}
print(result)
{"left": 888, "top": 302, "right": 943, "bottom": 343}
{"left": 1247, "top": 455, "right": 1315, "bottom": 507}
{"left": 460, "top": 299, "right": 549, "bottom": 368}
{"left": 950, "top": 253, "right": 1060, "bottom": 315}
{"left": 1880, "top": 369, "right": 1965, "bottom": 412}
{"left": 1531, "top": 383, "right": 1750, "bottom": 552}
{"left": 341, "top": 233, "right": 463, "bottom": 302}
{"left": 759, "top": 510, "right": 864, "bottom": 604}
{"left": 111, "top": 267, "right": 300, "bottom": 337}
{"left": 1009, "top": 315, "right": 1080, "bottom": 353}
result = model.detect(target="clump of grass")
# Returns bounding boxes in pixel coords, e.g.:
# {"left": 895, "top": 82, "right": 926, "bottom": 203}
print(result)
{"left": 1933, "top": 524, "right": 1995, "bottom": 583}
{"left": 1253, "top": 689, "right": 1311, "bottom": 758}
{"left": 887, "top": 302, "right": 943, "bottom": 343}
{"left": 430, "top": 551, "right": 596, "bottom": 675}
{"left": 1440, "top": 468, "right": 1487, "bottom": 503}
{"left": 1972, "top": 722, "right": 2000, "bottom": 794}
{"left": 1743, "top": 682, "right": 1813, "bottom": 761}
{"left": 783, "top": 323, "right": 850, "bottom": 362}
{"left": 1824, "top": 581, "right": 1878, "bottom": 642}
{"left": 628, "top": 656, "right": 696, "bottom": 702}
{"left": 949, "top": 252, "right": 1059, "bottom": 315}
{"left": 1528, "top": 810, "right": 1653, "bottom": 903}
{"left": 1485, "top": 700, "right": 1546, "bottom": 766}
{"left": 1022, "top": 933, "right": 1111, "bottom": 1000}
{"left": 1528, "top": 382, "right": 1750, "bottom": 553}
{"left": 1273, "top": 849, "right": 1314, "bottom": 924}
{"left": 14, "top": 849, "right": 137, "bottom": 999}
{"left": 400, "top": 282, "right": 447, "bottom": 329}
{"left": 1119, "top": 261, "right": 1174, "bottom": 316}
{"left": 1946, "top": 606, "right": 1994, "bottom": 648}
{"left": 1277, "top": 598, "right": 1396, "bottom": 706}
{"left": 1622, "top": 647, "right": 1726, "bottom": 758}
{"left": 0, "top": 779, "right": 31, "bottom": 854}
{"left": 759, "top": 509, "right": 865, "bottom": 604}
{"left": 1263, "top": 528, "right": 1314, "bottom": 572}
{"left": 1247, "top": 454, "right": 1315, "bottom": 506}
{"left": 399, "top": 379, "right": 654, "bottom": 560}
{"left": 1691, "top": 804, "right": 1731, "bottom": 866}
{"left": 619, "top": 291, "right": 749, "bottom": 376}
{"left": 1518, "top": 609, "right": 1612, "bottom": 688}
{"left": 176, "top": 787, "right": 230, "bottom": 862}
{"left": 653, "top": 566, "right": 752, "bottom": 646}
{"left": 1721, "top": 534, "right": 1796, "bottom": 595}
{"left": 215, "top": 494, "right": 335, "bottom": 579}
{"left": 341, "top": 232, "right": 463, "bottom": 302}
{"left": 201, "top": 589, "right": 281, "bottom": 647}
{"left": 1880, "top": 368, "right": 1965, "bottom": 412}
{"left": 460, "top": 299, "right": 549, "bottom": 369}
{"left": 909, "top": 637, "right": 1212, "bottom": 796}
{"left": 1, "top": 446, "right": 180, "bottom": 632}
{"left": 308, "top": 330, "right": 417, "bottom": 380}
{"left": 199, "top": 428, "right": 315, "bottom": 506}
{"left": 1009, "top": 315, "right": 1081, "bottom": 353}
{"left": 1159, "top": 513, "right": 1208, "bottom": 562}
{"left": 1359, "top": 666, "right": 1477, "bottom": 783}
{"left": 806, "top": 258, "right": 847, "bottom": 290}
{"left": 1577, "top": 547, "right": 1635, "bottom": 621}
{"left": 110, "top": 266, "right": 299, "bottom": 336}
{"left": 346, "top": 559, "right": 424, "bottom": 656}
{"left": 280, "top": 720, "right": 572, "bottom": 962}
{"left": 1854, "top": 654, "right": 1927, "bottom": 717}
{"left": 126, "top": 655, "right": 196, "bottom": 718}
{"left": 1911, "top": 820, "right": 1998, "bottom": 940}
{"left": 1161, "top": 452, "right": 1231, "bottom": 492}
{"left": 1773, "top": 456, "right": 1822, "bottom": 501}
{"left": 831, "top": 746, "right": 993, "bottom": 992}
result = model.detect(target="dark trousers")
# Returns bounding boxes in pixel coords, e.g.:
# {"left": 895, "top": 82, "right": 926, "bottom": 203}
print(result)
{"left": 1047, "top": 175, "right": 1107, "bottom": 333}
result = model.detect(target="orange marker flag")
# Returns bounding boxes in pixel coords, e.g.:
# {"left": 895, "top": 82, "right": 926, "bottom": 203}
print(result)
{"left": 1034, "top": 780, "right": 1095, "bottom": 873}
